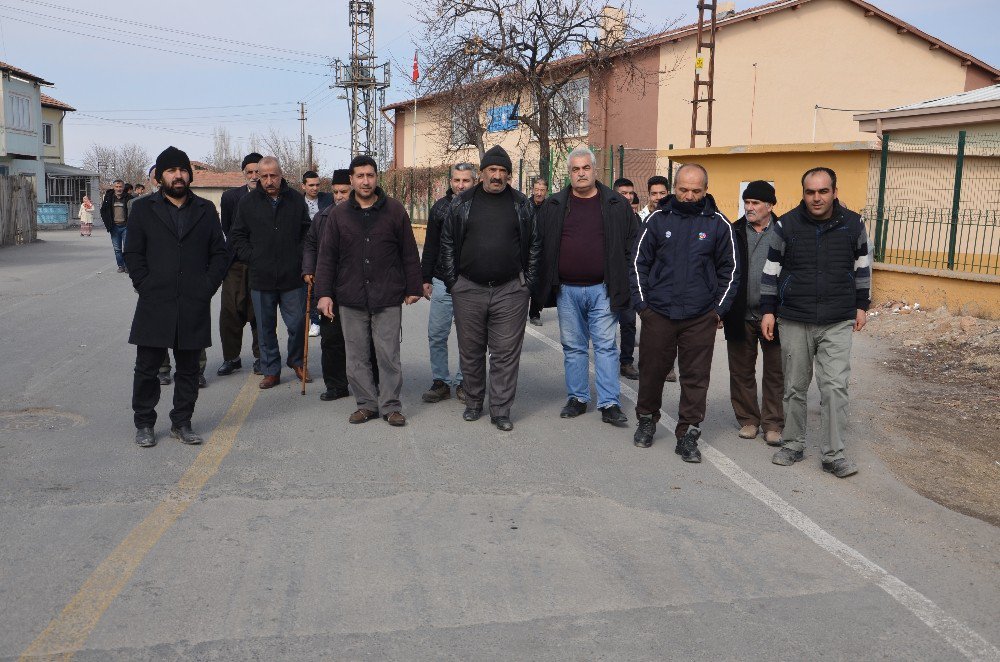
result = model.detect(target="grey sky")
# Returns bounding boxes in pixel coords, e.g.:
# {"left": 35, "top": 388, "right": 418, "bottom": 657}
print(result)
{"left": 1, "top": 0, "right": 996, "bottom": 174}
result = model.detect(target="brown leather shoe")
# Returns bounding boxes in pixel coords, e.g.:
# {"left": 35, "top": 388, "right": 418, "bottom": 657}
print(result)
{"left": 349, "top": 408, "right": 378, "bottom": 424}
{"left": 259, "top": 375, "right": 280, "bottom": 389}
{"left": 292, "top": 365, "right": 313, "bottom": 383}
{"left": 383, "top": 411, "right": 406, "bottom": 427}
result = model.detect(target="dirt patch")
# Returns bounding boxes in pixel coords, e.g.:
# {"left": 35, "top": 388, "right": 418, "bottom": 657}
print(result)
{"left": 861, "top": 301, "right": 1000, "bottom": 527}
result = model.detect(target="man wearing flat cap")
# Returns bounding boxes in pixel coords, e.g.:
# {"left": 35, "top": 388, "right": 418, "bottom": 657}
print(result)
{"left": 722, "top": 180, "right": 784, "bottom": 446}
{"left": 216, "top": 152, "right": 263, "bottom": 378}
{"left": 438, "top": 145, "right": 541, "bottom": 432}
{"left": 124, "top": 146, "right": 229, "bottom": 447}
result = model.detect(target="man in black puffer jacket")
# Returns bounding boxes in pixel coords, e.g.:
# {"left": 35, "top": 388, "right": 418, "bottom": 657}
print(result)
{"left": 761, "top": 167, "right": 871, "bottom": 479}
{"left": 229, "top": 156, "right": 312, "bottom": 390}
{"left": 630, "top": 163, "right": 739, "bottom": 460}
{"left": 438, "top": 145, "right": 541, "bottom": 432}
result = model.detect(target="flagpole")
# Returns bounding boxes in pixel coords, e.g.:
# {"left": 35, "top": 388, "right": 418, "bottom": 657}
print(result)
{"left": 411, "top": 50, "right": 419, "bottom": 219}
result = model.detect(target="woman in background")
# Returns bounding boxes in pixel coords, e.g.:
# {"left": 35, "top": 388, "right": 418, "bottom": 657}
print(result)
{"left": 79, "top": 196, "right": 95, "bottom": 236}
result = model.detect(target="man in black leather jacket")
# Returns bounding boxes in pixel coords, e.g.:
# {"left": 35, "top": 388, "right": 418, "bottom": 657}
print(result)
{"left": 438, "top": 145, "right": 541, "bottom": 432}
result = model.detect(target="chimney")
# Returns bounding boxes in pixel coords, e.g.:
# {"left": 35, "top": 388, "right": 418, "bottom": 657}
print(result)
{"left": 598, "top": 6, "right": 627, "bottom": 47}
{"left": 718, "top": 1, "right": 737, "bottom": 17}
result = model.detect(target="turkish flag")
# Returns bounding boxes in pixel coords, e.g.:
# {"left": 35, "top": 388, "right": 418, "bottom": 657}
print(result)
{"left": 412, "top": 51, "right": 419, "bottom": 82}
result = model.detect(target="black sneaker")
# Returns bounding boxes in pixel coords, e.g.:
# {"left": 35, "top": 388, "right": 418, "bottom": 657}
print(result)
{"left": 529, "top": 315, "right": 542, "bottom": 326}
{"left": 822, "top": 458, "right": 858, "bottom": 478}
{"left": 170, "top": 424, "right": 203, "bottom": 445}
{"left": 633, "top": 415, "right": 655, "bottom": 448}
{"left": 157, "top": 372, "right": 172, "bottom": 386}
{"left": 599, "top": 404, "right": 628, "bottom": 426}
{"left": 462, "top": 406, "right": 482, "bottom": 422}
{"left": 772, "top": 447, "right": 804, "bottom": 466}
{"left": 675, "top": 427, "right": 702, "bottom": 463}
{"left": 135, "top": 426, "right": 155, "bottom": 447}
{"left": 422, "top": 379, "right": 451, "bottom": 403}
{"left": 560, "top": 397, "right": 588, "bottom": 418}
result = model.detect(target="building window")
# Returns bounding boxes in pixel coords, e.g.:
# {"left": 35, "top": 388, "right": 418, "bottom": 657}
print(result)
{"left": 7, "top": 94, "right": 33, "bottom": 131}
{"left": 42, "top": 123, "right": 53, "bottom": 146}
{"left": 450, "top": 106, "right": 480, "bottom": 148}
{"left": 551, "top": 77, "right": 589, "bottom": 137}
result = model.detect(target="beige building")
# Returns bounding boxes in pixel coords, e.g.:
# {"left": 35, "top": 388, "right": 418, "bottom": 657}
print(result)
{"left": 385, "top": 0, "right": 999, "bottom": 185}
{"left": 40, "top": 93, "right": 74, "bottom": 164}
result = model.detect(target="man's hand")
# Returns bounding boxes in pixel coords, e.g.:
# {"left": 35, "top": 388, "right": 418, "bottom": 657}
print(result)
{"left": 317, "top": 296, "right": 335, "bottom": 319}
{"left": 303, "top": 274, "right": 314, "bottom": 284}
{"left": 715, "top": 313, "right": 723, "bottom": 329}
{"left": 422, "top": 283, "right": 433, "bottom": 299}
{"left": 854, "top": 309, "right": 867, "bottom": 332}
{"left": 761, "top": 313, "right": 776, "bottom": 341}
{"left": 404, "top": 295, "right": 421, "bottom": 305}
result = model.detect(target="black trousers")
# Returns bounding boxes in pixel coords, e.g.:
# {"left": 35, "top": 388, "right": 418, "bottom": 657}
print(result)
{"left": 619, "top": 307, "right": 636, "bottom": 365}
{"left": 133, "top": 346, "right": 201, "bottom": 428}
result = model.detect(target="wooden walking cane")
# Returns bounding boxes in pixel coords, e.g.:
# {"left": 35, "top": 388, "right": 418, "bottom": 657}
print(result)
{"left": 302, "top": 281, "right": 313, "bottom": 395}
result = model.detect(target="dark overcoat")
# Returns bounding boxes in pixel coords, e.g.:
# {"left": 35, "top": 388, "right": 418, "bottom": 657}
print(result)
{"left": 124, "top": 191, "right": 229, "bottom": 349}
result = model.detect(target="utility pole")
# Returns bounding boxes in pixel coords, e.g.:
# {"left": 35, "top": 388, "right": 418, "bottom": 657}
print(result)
{"left": 333, "top": 1, "right": 391, "bottom": 167}
{"left": 298, "top": 101, "right": 307, "bottom": 179}
{"left": 690, "top": 1, "right": 718, "bottom": 148}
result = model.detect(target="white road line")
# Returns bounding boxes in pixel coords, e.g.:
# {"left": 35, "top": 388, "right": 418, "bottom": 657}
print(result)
{"left": 524, "top": 325, "right": 1000, "bottom": 661}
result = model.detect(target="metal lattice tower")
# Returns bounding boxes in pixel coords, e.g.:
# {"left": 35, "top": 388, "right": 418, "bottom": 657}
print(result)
{"left": 333, "top": 1, "right": 391, "bottom": 166}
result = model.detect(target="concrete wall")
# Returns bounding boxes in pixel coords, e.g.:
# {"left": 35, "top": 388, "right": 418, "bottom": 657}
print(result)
{"left": 872, "top": 264, "right": 1000, "bottom": 319}
{"left": 666, "top": 142, "right": 873, "bottom": 220}
{"left": 656, "top": 0, "right": 976, "bottom": 150}
{"left": 41, "top": 107, "right": 64, "bottom": 163}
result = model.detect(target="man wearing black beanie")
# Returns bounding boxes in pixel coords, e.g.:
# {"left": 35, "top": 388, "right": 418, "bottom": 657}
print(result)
{"left": 124, "top": 146, "right": 229, "bottom": 447}
{"left": 722, "top": 180, "right": 785, "bottom": 446}
{"left": 216, "top": 152, "right": 263, "bottom": 377}
{"left": 438, "top": 144, "right": 541, "bottom": 431}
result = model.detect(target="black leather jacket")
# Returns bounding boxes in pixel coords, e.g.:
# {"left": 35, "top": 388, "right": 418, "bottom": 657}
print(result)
{"left": 438, "top": 183, "right": 542, "bottom": 292}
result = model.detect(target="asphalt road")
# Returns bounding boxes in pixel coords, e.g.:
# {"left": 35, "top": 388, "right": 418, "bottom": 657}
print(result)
{"left": 2, "top": 230, "right": 998, "bottom": 661}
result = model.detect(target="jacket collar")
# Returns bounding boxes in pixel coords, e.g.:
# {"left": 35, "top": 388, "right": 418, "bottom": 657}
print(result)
{"left": 148, "top": 190, "right": 207, "bottom": 239}
{"left": 660, "top": 193, "right": 720, "bottom": 218}
{"left": 793, "top": 199, "right": 845, "bottom": 226}
{"left": 254, "top": 178, "right": 291, "bottom": 201}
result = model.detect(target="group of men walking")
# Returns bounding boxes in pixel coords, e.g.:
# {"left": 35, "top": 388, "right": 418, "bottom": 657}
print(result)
{"left": 123, "top": 143, "right": 870, "bottom": 479}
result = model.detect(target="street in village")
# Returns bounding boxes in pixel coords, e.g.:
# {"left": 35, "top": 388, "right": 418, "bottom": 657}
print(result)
{"left": 1, "top": 229, "right": 997, "bottom": 660}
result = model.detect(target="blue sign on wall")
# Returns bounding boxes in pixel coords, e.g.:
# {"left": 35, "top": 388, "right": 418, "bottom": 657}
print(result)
{"left": 487, "top": 104, "right": 519, "bottom": 132}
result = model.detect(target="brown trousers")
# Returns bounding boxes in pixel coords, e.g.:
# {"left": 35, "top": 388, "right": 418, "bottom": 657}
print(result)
{"left": 219, "top": 261, "right": 260, "bottom": 362}
{"left": 726, "top": 320, "right": 784, "bottom": 433}
{"left": 636, "top": 309, "right": 717, "bottom": 439}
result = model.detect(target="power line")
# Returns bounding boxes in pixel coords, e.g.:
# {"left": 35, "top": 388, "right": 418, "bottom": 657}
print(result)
{"left": 7, "top": 0, "right": 333, "bottom": 60}
{"left": 0, "top": 14, "right": 329, "bottom": 77}
{"left": 79, "top": 102, "right": 298, "bottom": 113}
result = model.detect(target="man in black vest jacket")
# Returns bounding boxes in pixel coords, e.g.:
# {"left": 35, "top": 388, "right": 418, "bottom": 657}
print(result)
{"left": 229, "top": 156, "right": 313, "bottom": 389}
{"left": 630, "top": 164, "right": 739, "bottom": 460}
{"left": 722, "top": 180, "right": 784, "bottom": 446}
{"left": 438, "top": 145, "right": 541, "bottom": 432}
{"left": 761, "top": 168, "right": 870, "bottom": 478}
{"left": 216, "top": 153, "right": 262, "bottom": 377}
{"left": 124, "top": 147, "right": 229, "bottom": 447}
{"left": 537, "top": 149, "right": 637, "bottom": 427}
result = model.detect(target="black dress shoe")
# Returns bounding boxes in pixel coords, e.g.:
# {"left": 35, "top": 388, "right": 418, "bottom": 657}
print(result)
{"left": 252, "top": 358, "right": 262, "bottom": 375}
{"left": 157, "top": 372, "right": 172, "bottom": 386}
{"left": 560, "top": 397, "right": 588, "bottom": 418}
{"left": 491, "top": 415, "right": 513, "bottom": 431}
{"left": 675, "top": 427, "right": 702, "bottom": 463}
{"left": 600, "top": 404, "right": 628, "bottom": 426}
{"left": 462, "top": 407, "right": 482, "bottom": 422}
{"left": 198, "top": 372, "right": 207, "bottom": 388}
{"left": 319, "top": 388, "right": 350, "bottom": 401}
{"left": 135, "top": 426, "right": 156, "bottom": 447}
{"left": 170, "top": 424, "right": 203, "bottom": 445}
{"left": 216, "top": 359, "right": 242, "bottom": 376}
{"left": 633, "top": 415, "right": 655, "bottom": 448}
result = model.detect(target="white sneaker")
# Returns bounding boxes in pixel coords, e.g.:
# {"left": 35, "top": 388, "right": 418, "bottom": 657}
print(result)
{"left": 308, "top": 323, "right": 320, "bottom": 337}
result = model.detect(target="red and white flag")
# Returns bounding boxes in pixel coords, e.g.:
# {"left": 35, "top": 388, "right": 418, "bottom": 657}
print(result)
{"left": 412, "top": 51, "right": 420, "bottom": 83}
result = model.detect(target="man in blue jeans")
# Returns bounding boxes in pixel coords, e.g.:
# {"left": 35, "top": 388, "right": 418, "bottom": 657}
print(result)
{"left": 420, "top": 163, "right": 477, "bottom": 403}
{"left": 535, "top": 147, "right": 638, "bottom": 426}
{"left": 229, "top": 156, "right": 313, "bottom": 389}
{"left": 100, "top": 179, "right": 132, "bottom": 273}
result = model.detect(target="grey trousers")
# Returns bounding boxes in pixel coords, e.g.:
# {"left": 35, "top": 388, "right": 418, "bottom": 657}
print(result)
{"left": 339, "top": 305, "right": 403, "bottom": 415}
{"left": 451, "top": 276, "right": 530, "bottom": 418}
{"left": 777, "top": 318, "right": 854, "bottom": 460}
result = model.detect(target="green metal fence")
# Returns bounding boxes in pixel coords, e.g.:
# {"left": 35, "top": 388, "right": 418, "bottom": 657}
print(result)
{"left": 864, "top": 130, "right": 1000, "bottom": 275}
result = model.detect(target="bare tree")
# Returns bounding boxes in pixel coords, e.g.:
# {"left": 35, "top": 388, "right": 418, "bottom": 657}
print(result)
{"left": 246, "top": 127, "right": 319, "bottom": 188}
{"left": 417, "top": 0, "right": 668, "bottom": 177}
{"left": 83, "top": 143, "right": 151, "bottom": 189}
{"left": 203, "top": 126, "right": 243, "bottom": 172}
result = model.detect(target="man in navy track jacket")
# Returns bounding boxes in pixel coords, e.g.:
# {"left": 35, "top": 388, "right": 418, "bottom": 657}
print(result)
{"left": 630, "top": 163, "right": 739, "bottom": 461}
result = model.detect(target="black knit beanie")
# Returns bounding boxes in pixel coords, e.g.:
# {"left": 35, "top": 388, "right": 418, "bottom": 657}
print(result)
{"left": 155, "top": 146, "right": 192, "bottom": 182}
{"left": 742, "top": 180, "right": 776, "bottom": 204}
{"left": 480, "top": 145, "right": 512, "bottom": 173}
{"left": 331, "top": 169, "right": 351, "bottom": 185}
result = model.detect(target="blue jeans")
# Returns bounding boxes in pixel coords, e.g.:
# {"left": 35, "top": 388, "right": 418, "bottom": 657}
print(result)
{"left": 251, "top": 288, "right": 306, "bottom": 377}
{"left": 556, "top": 284, "right": 621, "bottom": 408}
{"left": 427, "top": 277, "right": 462, "bottom": 385}
{"left": 109, "top": 225, "right": 127, "bottom": 268}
